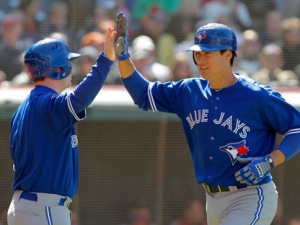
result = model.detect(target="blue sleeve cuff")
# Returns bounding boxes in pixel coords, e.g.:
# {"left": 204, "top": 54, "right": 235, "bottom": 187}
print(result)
{"left": 278, "top": 132, "right": 300, "bottom": 160}
{"left": 97, "top": 52, "right": 114, "bottom": 66}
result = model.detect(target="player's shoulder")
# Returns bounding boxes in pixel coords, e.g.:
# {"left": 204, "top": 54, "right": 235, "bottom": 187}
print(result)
{"left": 238, "top": 75, "right": 283, "bottom": 99}
{"left": 171, "top": 77, "right": 209, "bottom": 88}
{"left": 30, "top": 85, "right": 68, "bottom": 105}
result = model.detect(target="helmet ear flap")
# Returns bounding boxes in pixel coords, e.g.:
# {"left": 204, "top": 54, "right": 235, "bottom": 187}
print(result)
{"left": 193, "top": 52, "right": 197, "bottom": 65}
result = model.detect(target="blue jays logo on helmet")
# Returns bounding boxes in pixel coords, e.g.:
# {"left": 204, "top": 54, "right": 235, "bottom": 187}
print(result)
{"left": 187, "top": 23, "right": 237, "bottom": 53}
{"left": 24, "top": 38, "right": 82, "bottom": 80}
{"left": 195, "top": 31, "right": 207, "bottom": 43}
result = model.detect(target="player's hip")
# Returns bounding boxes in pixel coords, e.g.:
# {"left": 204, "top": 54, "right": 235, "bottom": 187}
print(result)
{"left": 206, "top": 181, "right": 278, "bottom": 225}
{"left": 8, "top": 191, "right": 72, "bottom": 225}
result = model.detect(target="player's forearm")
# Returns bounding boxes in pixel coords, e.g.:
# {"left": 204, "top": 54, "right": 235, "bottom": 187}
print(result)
{"left": 118, "top": 58, "right": 135, "bottom": 78}
{"left": 121, "top": 69, "right": 151, "bottom": 111}
{"left": 268, "top": 149, "right": 286, "bottom": 167}
{"left": 71, "top": 53, "right": 113, "bottom": 112}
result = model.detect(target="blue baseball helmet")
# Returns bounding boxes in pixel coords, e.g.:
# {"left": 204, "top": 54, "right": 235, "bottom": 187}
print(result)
{"left": 187, "top": 23, "right": 237, "bottom": 53}
{"left": 24, "top": 38, "right": 82, "bottom": 80}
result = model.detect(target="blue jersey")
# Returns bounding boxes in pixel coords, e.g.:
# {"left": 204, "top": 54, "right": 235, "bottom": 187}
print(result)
{"left": 122, "top": 71, "right": 300, "bottom": 186}
{"left": 10, "top": 52, "right": 113, "bottom": 198}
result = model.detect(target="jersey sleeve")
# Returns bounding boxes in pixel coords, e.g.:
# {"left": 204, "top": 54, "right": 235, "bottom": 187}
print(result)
{"left": 263, "top": 92, "right": 300, "bottom": 160}
{"left": 122, "top": 70, "right": 183, "bottom": 114}
{"left": 69, "top": 52, "right": 114, "bottom": 113}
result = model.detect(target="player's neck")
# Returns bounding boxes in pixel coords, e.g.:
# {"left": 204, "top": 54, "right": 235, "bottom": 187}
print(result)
{"left": 35, "top": 79, "right": 69, "bottom": 93}
{"left": 210, "top": 72, "right": 238, "bottom": 90}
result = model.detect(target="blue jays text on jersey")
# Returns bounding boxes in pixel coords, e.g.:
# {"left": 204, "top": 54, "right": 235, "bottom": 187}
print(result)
{"left": 186, "top": 110, "right": 250, "bottom": 139}
{"left": 123, "top": 71, "right": 300, "bottom": 187}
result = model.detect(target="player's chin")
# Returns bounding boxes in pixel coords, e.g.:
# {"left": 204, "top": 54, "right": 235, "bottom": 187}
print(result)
{"left": 199, "top": 71, "right": 210, "bottom": 80}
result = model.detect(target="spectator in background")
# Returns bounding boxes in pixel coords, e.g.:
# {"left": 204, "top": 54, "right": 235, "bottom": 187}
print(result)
{"left": 251, "top": 43, "right": 299, "bottom": 87}
{"left": 115, "top": 0, "right": 132, "bottom": 25}
{"left": 80, "top": 31, "right": 121, "bottom": 84}
{"left": 72, "top": 45, "right": 99, "bottom": 85}
{"left": 18, "top": 0, "right": 45, "bottom": 44}
{"left": 80, "top": 31, "right": 105, "bottom": 53}
{"left": 10, "top": 51, "right": 31, "bottom": 86}
{"left": 156, "top": 13, "right": 196, "bottom": 70}
{"left": 243, "top": 0, "right": 284, "bottom": 32}
{"left": 170, "top": 199, "right": 207, "bottom": 225}
{"left": 98, "top": 19, "right": 116, "bottom": 34}
{"left": 130, "top": 0, "right": 180, "bottom": 23}
{"left": 133, "top": 6, "right": 169, "bottom": 45}
{"left": 284, "top": 0, "right": 300, "bottom": 18}
{"left": 0, "top": 13, "right": 27, "bottom": 82}
{"left": 279, "top": 17, "right": 300, "bottom": 72}
{"left": 130, "top": 35, "right": 173, "bottom": 82}
{"left": 179, "top": 0, "right": 202, "bottom": 18}
{"left": 259, "top": 9, "right": 283, "bottom": 46}
{"left": 171, "top": 52, "right": 196, "bottom": 81}
{"left": 200, "top": 0, "right": 252, "bottom": 32}
{"left": 44, "top": 1, "right": 70, "bottom": 43}
{"left": 48, "top": 31, "right": 69, "bottom": 44}
{"left": 214, "top": 13, "right": 244, "bottom": 49}
{"left": 235, "top": 29, "right": 262, "bottom": 77}
{"left": 0, "top": 1, "right": 20, "bottom": 20}
{"left": 87, "top": 0, "right": 116, "bottom": 33}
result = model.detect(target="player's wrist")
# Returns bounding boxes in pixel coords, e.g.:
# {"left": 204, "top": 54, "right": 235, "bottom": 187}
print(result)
{"left": 265, "top": 155, "right": 274, "bottom": 170}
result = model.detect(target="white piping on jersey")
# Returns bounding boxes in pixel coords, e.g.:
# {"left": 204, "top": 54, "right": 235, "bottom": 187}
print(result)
{"left": 45, "top": 206, "right": 53, "bottom": 225}
{"left": 67, "top": 93, "right": 86, "bottom": 121}
{"left": 283, "top": 128, "right": 300, "bottom": 137}
{"left": 251, "top": 187, "right": 264, "bottom": 225}
{"left": 148, "top": 83, "right": 157, "bottom": 112}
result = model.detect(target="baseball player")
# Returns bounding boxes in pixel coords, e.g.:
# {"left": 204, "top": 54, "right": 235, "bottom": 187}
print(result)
{"left": 7, "top": 27, "right": 116, "bottom": 225}
{"left": 114, "top": 12, "right": 300, "bottom": 225}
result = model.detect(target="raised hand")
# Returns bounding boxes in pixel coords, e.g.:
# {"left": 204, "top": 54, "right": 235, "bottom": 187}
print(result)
{"left": 104, "top": 26, "right": 117, "bottom": 61}
{"left": 115, "top": 12, "right": 130, "bottom": 60}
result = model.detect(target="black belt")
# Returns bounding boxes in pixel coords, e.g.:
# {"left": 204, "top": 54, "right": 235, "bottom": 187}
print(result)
{"left": 203, "top": 183, "right": 246, "bottom": 193}
{"left": 20, "top": 191, "right": 70, "bottom": 207}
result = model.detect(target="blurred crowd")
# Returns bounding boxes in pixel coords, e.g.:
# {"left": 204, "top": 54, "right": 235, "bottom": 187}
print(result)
{"left": 1, "top": 0, "right": 300, "bottom": 89}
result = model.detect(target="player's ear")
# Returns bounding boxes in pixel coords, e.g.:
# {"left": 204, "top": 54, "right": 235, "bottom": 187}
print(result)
{"left": 225, "top": 50, "right": 232, "bottom": 59}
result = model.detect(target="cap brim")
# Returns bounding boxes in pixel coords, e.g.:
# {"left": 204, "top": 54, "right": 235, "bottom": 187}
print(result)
{"left": 68, "top": 52, "right": 82, "bottom": 60}
{"left": 186, "top": 44, "right": 229, "bottom": 52}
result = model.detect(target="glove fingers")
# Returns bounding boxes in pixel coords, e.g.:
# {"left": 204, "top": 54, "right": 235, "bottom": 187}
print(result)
{"left": 235, "top": 167, "right": 259, "bottom": 185}
{"left": 116, "top": 12, "right": 127, "bottom": 40}
{"left": 115, "top": 12, "right": 130, "bottom": 60}
{"left": 235, "top": 166, "right": 250, "bottom": 182}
